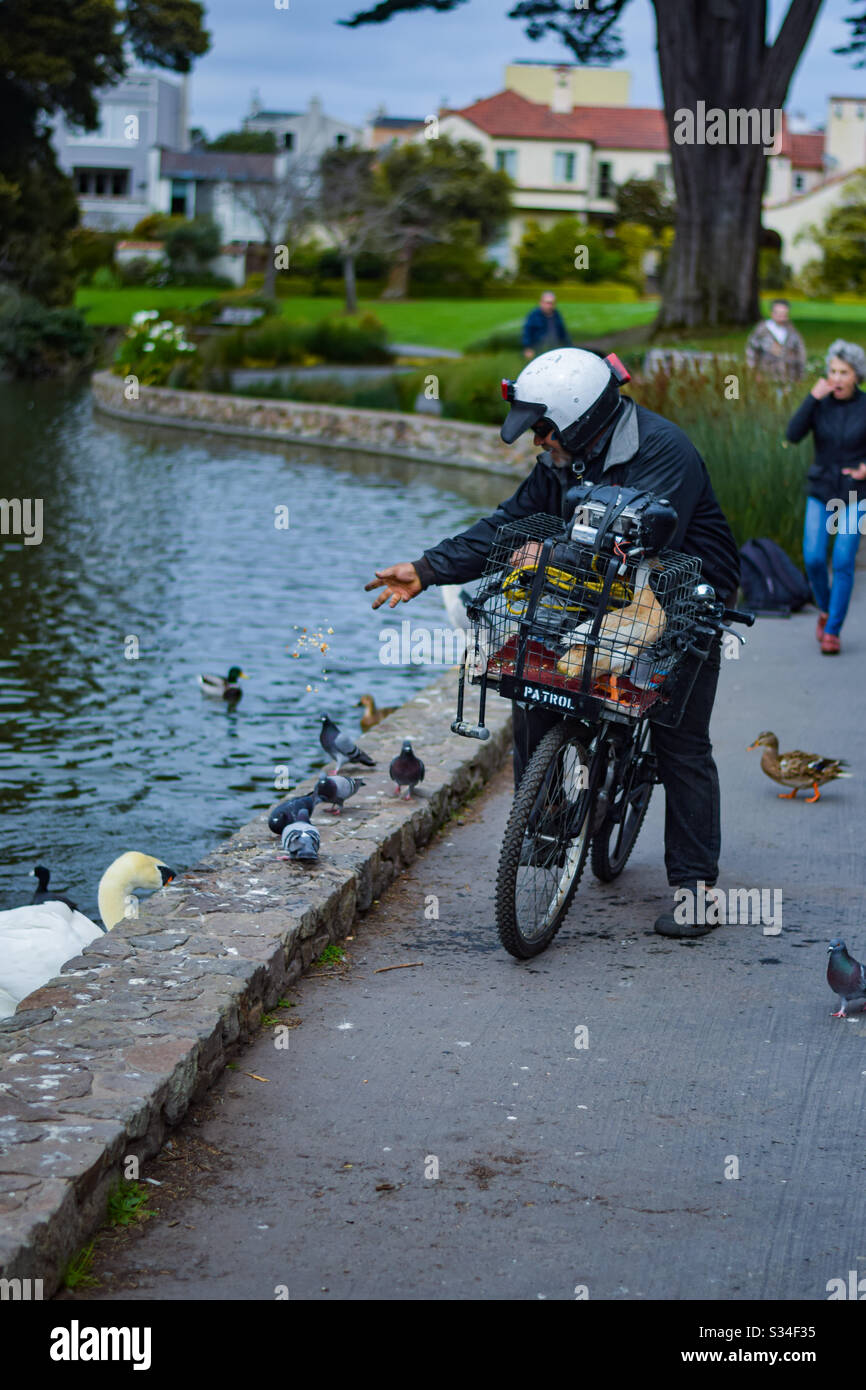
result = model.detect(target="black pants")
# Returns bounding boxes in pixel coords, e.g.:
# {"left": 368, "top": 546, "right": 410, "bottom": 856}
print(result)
{"left": 511, "top": 639, "right": 722, "bottom": 889}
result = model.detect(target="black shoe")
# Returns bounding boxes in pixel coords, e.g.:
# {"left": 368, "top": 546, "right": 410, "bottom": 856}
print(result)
{"left": 653, "top": 911, "right": 716, "bottom": 939}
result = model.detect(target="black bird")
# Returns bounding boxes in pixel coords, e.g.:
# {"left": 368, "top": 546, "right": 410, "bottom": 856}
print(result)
{"left": 827, "top": 939, "right": 866, "bottom": 1018}
{"left": 268, "top": 791, "right": 321, "bottom": 836}
{"left": 280, "top": 809, "right": 320, "bottom": 863}
{"left": 319, "top": 715, "right": 375, "bottom": 774}
{"left": 315, "top": 775, "right": 365, "bottom": 815}
{"left": 31, "top": 865, "right": 78, "bottom": 909}
{"left": 389, "top": 741, "right": 425, "bottom": 800}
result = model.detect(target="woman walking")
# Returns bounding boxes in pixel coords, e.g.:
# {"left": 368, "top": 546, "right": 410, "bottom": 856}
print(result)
{"left": 787, "top": 340, "right": 866, "bottom": 653}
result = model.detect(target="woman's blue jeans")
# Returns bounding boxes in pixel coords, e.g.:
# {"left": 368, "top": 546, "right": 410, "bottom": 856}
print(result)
{"left": 803, "top": 495, "right": 862, "bottom": 635}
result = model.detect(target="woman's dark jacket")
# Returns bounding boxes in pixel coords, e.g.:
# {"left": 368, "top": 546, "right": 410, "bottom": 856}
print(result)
{"left": 786, "top": 388, "right": 866, "bottom": 504}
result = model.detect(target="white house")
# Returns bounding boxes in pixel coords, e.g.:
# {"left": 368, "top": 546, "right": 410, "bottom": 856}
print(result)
{"left": 242, "top": 94, "right": 361, "bottom": 158}
{"left": 431, "top": 64, "right": 865, "bottom": 272}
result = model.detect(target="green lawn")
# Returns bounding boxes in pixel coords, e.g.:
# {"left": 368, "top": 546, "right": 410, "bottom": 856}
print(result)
{"left": 76, "top": 286, "right": 655, "bottom": 348}
{"left": 76, "top": 286, "right": 866, "bottom": 358}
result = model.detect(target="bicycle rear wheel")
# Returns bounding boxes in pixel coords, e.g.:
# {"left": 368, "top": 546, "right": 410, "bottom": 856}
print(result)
{"left": 496, "top": 721, "right": 593, "bottom": 959}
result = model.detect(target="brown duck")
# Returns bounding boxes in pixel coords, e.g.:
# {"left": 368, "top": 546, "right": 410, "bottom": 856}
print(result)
{"left": 748, "top": 731, "right": 850, "bottom": 802}
{"left": 356, "top": 693, "right": 398, "bottom": 731}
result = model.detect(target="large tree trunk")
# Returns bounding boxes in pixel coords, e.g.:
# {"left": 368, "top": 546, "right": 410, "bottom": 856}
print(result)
{"left": 652, "top": 0, "right": 823, "bottom": 331}
{"left": 343, "top": 252, "right": 358, "bottom": 314}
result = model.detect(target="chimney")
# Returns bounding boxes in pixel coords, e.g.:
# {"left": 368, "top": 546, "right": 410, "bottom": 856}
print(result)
{"left": 551, "top": 66, "right": 573, "bottom": 115}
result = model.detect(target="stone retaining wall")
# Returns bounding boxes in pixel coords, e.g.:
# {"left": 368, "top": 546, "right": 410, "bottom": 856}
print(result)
{"left": 91, "top": 370, "right": 536, "bottom": 479}
{"left": 0, "top": 671, "right": 512, "bottom": 1294}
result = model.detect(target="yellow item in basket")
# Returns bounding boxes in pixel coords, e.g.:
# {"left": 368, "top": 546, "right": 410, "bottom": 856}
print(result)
{"left": 502, "top": 553, "right": 634, "bottom": 619}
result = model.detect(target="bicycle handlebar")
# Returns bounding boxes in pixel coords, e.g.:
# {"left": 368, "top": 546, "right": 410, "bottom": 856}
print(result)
{"left": 721, "top": 607, "right": 755, "bottom": 627}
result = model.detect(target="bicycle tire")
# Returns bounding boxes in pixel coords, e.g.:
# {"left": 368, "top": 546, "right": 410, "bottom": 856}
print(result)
{"left": 496, "top": 722, "right": 593, "bottom": 960}
{"left": 590, "top": 757, "right": 654, "bottom": 882}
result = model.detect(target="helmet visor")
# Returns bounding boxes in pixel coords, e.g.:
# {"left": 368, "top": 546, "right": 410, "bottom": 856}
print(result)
{"left": 500, "top": 398, "right": 549, "bottom": 444}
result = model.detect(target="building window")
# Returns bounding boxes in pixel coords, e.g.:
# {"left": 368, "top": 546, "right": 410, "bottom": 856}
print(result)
{"left": 794, "top": 173, "right": 805, "bottom": 192}
{"left": 553, "top": 151, "right": 575, "bottom": 183}
{"left": 834, "top": 104, "right": 843, "bottom": 118}
{"left": 654, "top": 162, "right": 670, "bottom": 185}
{"left": 597, "top": 161, "right": 614, "bottom": 198}
{"left": 858, "top": 106, "right": 865, "bottom": 119}
{"left": 283, "top": 132, "right": 295, "bottom": 149}
{"left": 73, "top": 167, "right": 130, "bottom": 197}
{"left": 495, "top": 148, "right": 517, "bottom": 178}
{"left": 170, "top": 178, "right": 189, "bottom": 215}
{"left": 335, "top": 133, "right": 347, "bottom": 147}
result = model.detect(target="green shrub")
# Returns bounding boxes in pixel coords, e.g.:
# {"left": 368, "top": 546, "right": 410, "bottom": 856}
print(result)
{"left": 231, "top": 374, "right": 405, "bottom": 412}
{"left": 629, "top": 363, "right": 808, "bottom": 561}
{"left": 69, "top": 227, "right": 124, "bottom": 284}
{"left": 202, "top": 312, "right": 391, "bottom": 367}
{"left": 307, "top": 312, "right": 390, "bottom": 363}
{"left": 518, "top": 217, "right": 627, "bottom": 283}
{"left": 0, "top": 288, "right": 94, "bottom": 376}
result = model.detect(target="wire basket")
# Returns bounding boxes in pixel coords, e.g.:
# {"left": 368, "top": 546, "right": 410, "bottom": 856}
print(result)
{"left": 463, "top": 513, "right": 702, "bottom": 723}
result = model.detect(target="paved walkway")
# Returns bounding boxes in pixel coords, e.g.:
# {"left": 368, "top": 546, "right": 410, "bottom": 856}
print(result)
{"left": 74, "top": 597, "right": 866, "bottom": 1301}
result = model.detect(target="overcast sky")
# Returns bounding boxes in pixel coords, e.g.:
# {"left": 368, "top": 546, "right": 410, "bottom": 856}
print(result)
{"left": 184, "top": 0, "right": 863, "bottom": 138}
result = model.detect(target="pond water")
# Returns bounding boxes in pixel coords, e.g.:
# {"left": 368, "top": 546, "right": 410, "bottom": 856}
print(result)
{"left": 0, "top": 381, "right": 508, "bottom": 916}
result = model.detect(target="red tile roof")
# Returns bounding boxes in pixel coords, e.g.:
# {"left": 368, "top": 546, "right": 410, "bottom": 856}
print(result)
{"left": 788, "top": 132, "right": 825, "bottom": 169}
{"left": 444, "top": 90, "right": 669, "bottom": 150}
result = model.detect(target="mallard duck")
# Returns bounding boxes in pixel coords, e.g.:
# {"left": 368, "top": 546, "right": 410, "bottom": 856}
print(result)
{"left": 748, "top": 731, "right": 851, "bottom": 802}
{"left": 356, "top": 693, "right": 398, "bottom": 730}
{"left": 198, "top": 666, "right": 247, "bottom": 702}
{"left": 0, "top": 853, "right": 176, "bottom": 1018}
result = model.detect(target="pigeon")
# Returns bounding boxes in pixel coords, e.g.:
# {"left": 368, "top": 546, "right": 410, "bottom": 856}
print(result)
{"left": 268, "top": 792, "right": 321, "bottom": 836}
{"left": 315, "top": 775, "right": 365, "bottom": 815}
{"left": 389, "top": 740, "right": 425, "bottom": 800}
{"left": 319, "top": 715, "right": 375, "bottom": 773}
{"left": 280, "top": 809, "right": 320, "bottom": 863}
{"left": 30, "top": 865, "right": 78, "bottom": 909}
{"left": 827, "top": 939, "right": 866, "bottom": 1017}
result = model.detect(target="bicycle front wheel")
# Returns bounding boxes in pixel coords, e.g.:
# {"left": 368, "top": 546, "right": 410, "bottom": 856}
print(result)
{"left": 495, "top": 721, "right": 593, "bottom": 960}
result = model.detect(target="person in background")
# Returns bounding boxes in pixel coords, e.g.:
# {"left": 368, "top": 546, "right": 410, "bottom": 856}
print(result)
{"left": 786, "top": 339, "right": 866, "bottom": 654}
{"left": 745, "top": 298, "right": 807, "bottom": 383}
{"left": 521, "top": 291, "right": 571, "bottom": 360}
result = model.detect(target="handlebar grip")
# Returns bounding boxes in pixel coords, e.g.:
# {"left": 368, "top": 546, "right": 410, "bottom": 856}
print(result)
{"left": 722, "top": 608, "right": 756, "bottom": 627}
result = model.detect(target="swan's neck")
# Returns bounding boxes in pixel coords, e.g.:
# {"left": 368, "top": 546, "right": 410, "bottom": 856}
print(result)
{"left": 98, "top": 865, "right": 141, "bottom": 930}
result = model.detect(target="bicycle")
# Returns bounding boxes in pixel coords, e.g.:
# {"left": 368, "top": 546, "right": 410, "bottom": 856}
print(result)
{"left": 451, "top": 502, "right": 754, "bottom": 959}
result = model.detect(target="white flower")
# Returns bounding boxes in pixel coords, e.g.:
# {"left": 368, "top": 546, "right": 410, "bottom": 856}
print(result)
{"left": 131, "top": 310, "right": 159, "bottom": 326}
{"left": 142, "top": 342, "right": 155, "bottom": 352}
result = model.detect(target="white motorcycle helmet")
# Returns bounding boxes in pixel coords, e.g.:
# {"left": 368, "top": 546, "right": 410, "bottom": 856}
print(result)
{"left": 500, "top": 348, "right": 629, "bottom": 454}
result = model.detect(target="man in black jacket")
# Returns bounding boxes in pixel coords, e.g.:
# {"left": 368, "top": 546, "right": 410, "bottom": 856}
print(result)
{"left": 366, "top": 349, "right": 741, "bottom": 939}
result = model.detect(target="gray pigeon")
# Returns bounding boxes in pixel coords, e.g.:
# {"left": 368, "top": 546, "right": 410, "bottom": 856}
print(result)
{"left": 827, "top": 939, "right": 866, "bottom": 1017}
{"left": 268, "top": 791, "right": 321, "bottom": 836}
{"left": 319, "top": 715, "right": 375, "bottom": 774}
{"left": 315, "top": 774, "right": 365, "bottom": 815}
{"left": 280, "top": 808, "right": 320, "bottom": 863}
{"left": 389, "top": 740, "right": 425, "bottom": 800}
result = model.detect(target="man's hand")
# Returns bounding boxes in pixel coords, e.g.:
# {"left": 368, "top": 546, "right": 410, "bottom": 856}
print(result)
{"left": 365, "top": 563, "right": 422, "bottom": 610}
{"left": 523, "top": 347, "right": 534, "bottom": 360}
{"left": 810, "top": 377, "right": 834, "bottom": 399}
{"left": 842, "top": 462, "right": 866, "bottom": 481}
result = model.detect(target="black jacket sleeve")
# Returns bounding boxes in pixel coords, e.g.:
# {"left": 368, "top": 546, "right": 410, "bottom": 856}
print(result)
{"left": 411, "top": 462, "right": 558, "bottom": 588}
{"left": 786, "top": 393, "right": 817, "bottom": 443}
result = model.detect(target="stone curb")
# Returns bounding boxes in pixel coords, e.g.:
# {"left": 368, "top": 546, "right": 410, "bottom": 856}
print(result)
{"left": 0, "top": 671, "right": 512, "bottom": 1293}
{"left": 90, "top": 370, "right": 536, "bottom": 481}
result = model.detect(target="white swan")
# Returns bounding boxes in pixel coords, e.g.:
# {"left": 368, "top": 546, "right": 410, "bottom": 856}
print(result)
{"left": 0, "top": 853, "right": 176, "bottom": 1020}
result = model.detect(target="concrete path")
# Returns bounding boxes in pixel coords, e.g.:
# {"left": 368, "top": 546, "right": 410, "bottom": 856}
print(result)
{"left": 75, "top": 597, "right": 866, "bottom": 1302}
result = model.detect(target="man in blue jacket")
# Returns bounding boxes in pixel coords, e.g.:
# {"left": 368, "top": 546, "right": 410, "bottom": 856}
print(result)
{"left": 366, "top": 349, "right": 740, "bottom": 940}
{"left": 522, "top": 291, "right": 571, "bottom": 359}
